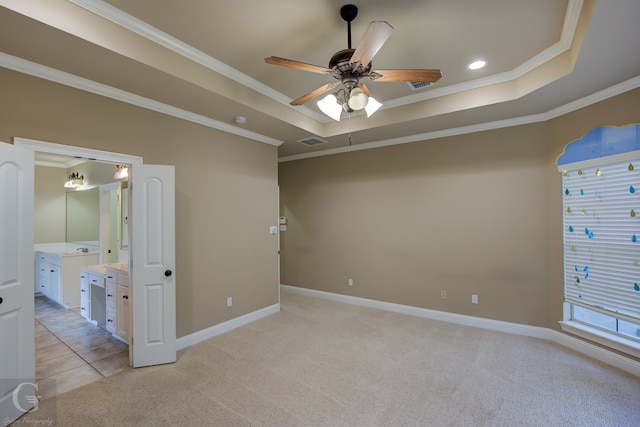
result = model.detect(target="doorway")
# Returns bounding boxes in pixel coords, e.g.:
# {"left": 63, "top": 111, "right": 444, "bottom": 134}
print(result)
{"left": 15, "top": 136, "right": 177, "bottom": 367}
{"left": 32, "top": 156, "right": 134, "bottom": 397}
{"left": 2, "top": 139, "right": 176, "bottom": 419}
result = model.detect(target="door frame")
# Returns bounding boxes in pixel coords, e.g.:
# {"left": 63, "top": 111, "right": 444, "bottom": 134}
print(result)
{"left": 14, "top": 137, "right": 144, "bottom": 363}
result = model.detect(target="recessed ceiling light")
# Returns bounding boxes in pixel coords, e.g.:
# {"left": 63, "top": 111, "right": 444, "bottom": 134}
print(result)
{"left": 468, "top": 60, "right": 487, "bottom": 70}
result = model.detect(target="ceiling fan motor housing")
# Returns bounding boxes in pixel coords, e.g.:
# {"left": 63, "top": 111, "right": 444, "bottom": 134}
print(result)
{"left": 329, "top": 49, "right": 372, "bottom": 80}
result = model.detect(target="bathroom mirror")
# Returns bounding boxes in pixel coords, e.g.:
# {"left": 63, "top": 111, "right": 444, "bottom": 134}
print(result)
{"left": 66, "top": 188, "right": 99, "bottom": 243}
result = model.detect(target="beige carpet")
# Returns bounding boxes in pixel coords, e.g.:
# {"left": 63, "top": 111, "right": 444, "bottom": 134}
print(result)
{"left": 16, "top": 291, "right": 640, "bottom": 426}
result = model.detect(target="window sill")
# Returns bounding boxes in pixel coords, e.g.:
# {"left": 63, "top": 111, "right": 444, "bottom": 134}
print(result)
{"left": 559, "top": 320, "right": 640, "bottom": 359}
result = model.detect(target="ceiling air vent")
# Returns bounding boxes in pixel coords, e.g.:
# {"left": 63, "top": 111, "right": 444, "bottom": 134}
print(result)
{"left": 407, "top": 81, "right": 433, "bottom": 91}
{"left": 297, "top": 137, "right": 328, "bottom": 147}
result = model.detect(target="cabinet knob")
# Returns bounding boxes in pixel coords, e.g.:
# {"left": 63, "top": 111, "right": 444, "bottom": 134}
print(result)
{"left": 107, "top": 294, "right": 113, "bottom": 297}
{"left": 107, "top": 319, "right": 113, "bottom": 323}
{"left": 81, "top": 289, "right": 86, "bottom": 292}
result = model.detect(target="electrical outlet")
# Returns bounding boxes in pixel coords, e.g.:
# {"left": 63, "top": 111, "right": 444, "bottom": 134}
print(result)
{"left": 440, "top": 290, "right": 447, "bottom": 300}
{"left": 348, "top": 278, "right": 353, "bottom": 286}
{"left": 227, "top": 297, "right": 232, "bottom": 307}
{"left": 472, "top": 294, "right": 478, "bottom": 304}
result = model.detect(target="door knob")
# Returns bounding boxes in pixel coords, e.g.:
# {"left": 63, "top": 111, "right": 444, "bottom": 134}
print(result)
{"left": 164, "top": 269, "right": 172, "bottom": 277}
{"left": 0, "top": 297, "right": 3, "bottom": 304}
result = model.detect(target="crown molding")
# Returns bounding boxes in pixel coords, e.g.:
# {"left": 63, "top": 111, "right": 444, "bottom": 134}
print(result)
{"left": 68, "top": 0, "right": 583, "bottom": 119}
{"left": 278, "top": 76, "right": 640, "bottom": 162}
{"left": 67, "top": 0, "right": 327, "bottom": 123}
{"left": 0, "top": 52, "right": 283, "bottom": 147}
{"left": 2, "top": 48, "right": 636, "bottom": 161}
{"left": 385, "top": 0, "right": 584, "bottom": 109}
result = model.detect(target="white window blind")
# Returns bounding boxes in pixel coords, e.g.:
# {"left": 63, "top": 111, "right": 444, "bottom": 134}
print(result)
{"left": 561, "top": 156, "right": 640, "bottom": 322}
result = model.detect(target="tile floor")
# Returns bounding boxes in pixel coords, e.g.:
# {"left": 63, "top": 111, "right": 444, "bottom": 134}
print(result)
{"left": 34, "top": 295, "right": 130, "bottom": 400}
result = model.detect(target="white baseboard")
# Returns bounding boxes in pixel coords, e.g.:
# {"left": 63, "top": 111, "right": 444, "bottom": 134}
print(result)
{"left": 550, "top": 329, "right": 640, "bottom": 376}
{"left": 280, "top": 284, "right": 640, "bottom": 377}
{"left": 176, "top": 303, "right": 280, "bottom": 351}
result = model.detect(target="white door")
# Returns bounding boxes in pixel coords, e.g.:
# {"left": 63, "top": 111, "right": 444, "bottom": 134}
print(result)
{"left": 0, "top": 142, "right": 35, "bottom": 424}
{"left": 130, "top": 164, "right": 176, "bottom": 367}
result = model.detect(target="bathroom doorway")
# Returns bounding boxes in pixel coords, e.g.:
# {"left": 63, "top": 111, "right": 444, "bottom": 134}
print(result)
{"left": 33, "top": 157, "right": 132, "bottom": 398}
{"left": 16, "top": 136, "right": 176, "bottom": 391}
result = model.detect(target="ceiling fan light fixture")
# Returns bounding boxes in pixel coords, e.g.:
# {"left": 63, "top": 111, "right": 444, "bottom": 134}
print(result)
{"left": 347, "top": 87, "right": 368, "bottom": 111}
{"left": 317, "top": 94, "right": 342, "bottom": 121}
{"left": 364, "top": 96, "right": 382, "bottom": 117}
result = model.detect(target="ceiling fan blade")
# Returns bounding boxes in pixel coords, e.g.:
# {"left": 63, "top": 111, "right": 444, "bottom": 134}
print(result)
{"left": 265, "top": 56, "right": 333, "bottom": 75}
{"left": 370, "top": 69, "right": 443, "bottom": 83}
{"left": 290, "top": 82, "right": 340, "bottom": 106}
{"left": 349, "top": 21, "right": 394, "bottom": 72}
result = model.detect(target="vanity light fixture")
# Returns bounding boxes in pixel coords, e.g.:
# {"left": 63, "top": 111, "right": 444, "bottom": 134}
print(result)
{"left": 64, "top": 172, "right": 84, "bottom": 189}
{"left": 114, "top": 164, "right": 129, "bottom": 180}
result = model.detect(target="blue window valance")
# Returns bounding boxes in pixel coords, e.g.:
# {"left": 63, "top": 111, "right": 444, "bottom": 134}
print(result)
{"left": 557, "top": 124, "right": 640, "bottom": 166}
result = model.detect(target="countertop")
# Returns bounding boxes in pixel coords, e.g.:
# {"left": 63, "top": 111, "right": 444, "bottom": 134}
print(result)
{"left": 84, "top": 263, "right": 129, "bottom": 275}
{"left": 35, "top": 242, "right": 100, "bottom": 257}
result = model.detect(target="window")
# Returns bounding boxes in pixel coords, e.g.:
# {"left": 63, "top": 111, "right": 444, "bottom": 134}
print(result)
{"left": 557, "top": 124, "right": 640, "bottom": 357}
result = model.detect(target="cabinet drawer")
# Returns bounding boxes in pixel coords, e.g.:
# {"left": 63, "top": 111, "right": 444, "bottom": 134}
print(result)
{"left": 37, "top": 252, "right": 61, "bottom": 267}
{"left": 80, "top": 300, "right": 90, "bottom": 320}
{"left": 106, "top": 283, "right": 117, "bottom": 309}
{"left": 106, "top": 307, "right": 117, "bottom": 334}
{"left": 88, "top": 273, "right": 105, "bottom": 288}
{"left": 106, "top": 271, "right": 117, "bottom": 285}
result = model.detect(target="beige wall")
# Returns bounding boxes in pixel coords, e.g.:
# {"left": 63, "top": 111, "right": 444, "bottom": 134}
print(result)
{"left": 279, "top": 88, "right": 640, "bottom": 330}
{"left": 1, "top": 68, "right": 280, "bottom": 338}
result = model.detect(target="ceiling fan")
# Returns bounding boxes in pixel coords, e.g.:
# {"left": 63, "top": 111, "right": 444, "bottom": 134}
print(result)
{"left": 265, "top": 4, "right": 442, "bottom": 121}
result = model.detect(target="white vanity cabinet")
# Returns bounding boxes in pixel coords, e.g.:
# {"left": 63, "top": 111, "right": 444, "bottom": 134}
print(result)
{"left": 35, "top": 252, "right": 60, "bottom": 302}
{"left": 35, "top": 249, "right": 99, "bottom": 308}
{"left": 106, "top": 266, "right": 130, "bottom": 343}
{"left": 79, "top": 270, "right": 90, "bottom": 320}
{"left": 79, "top": 267, "right": 107, "bottom": 327}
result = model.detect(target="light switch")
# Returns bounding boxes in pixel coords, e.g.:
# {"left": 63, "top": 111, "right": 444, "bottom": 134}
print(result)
{"left": 279, "top": 216, "right": 287, "bottom": 225}
{"left": 280, "top": 225, "right": 287, "bottom": 232}
{"left": 269, "top": 226, "right": 278, "bottom": 235}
